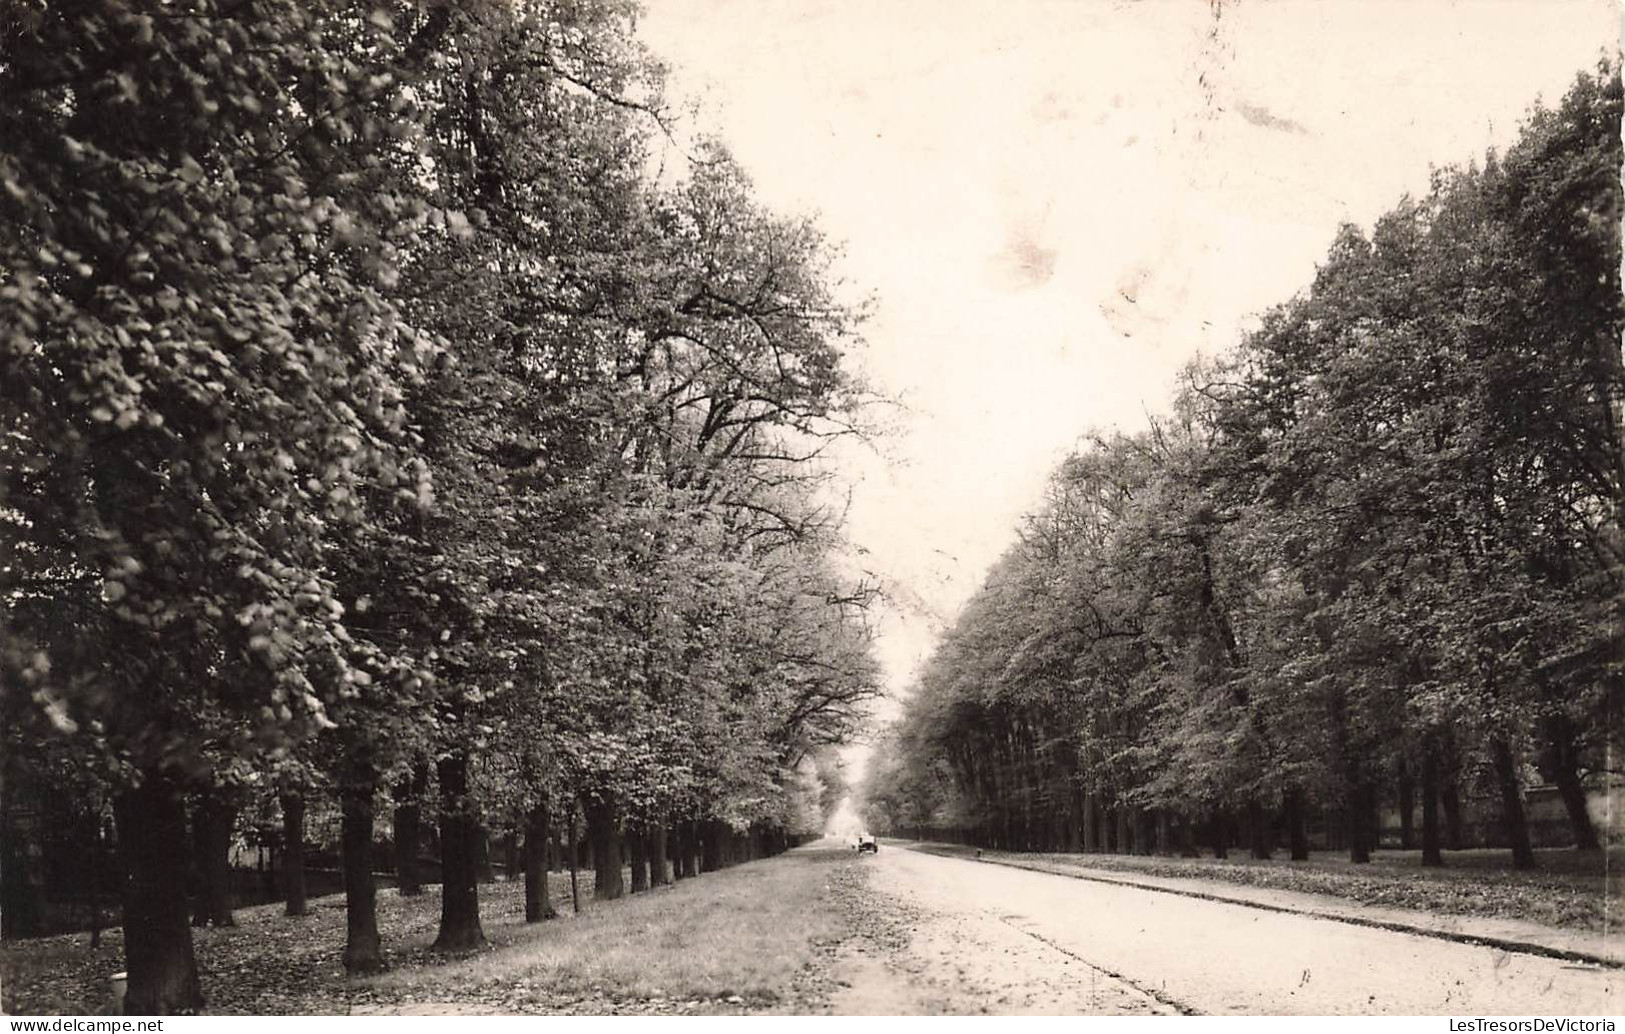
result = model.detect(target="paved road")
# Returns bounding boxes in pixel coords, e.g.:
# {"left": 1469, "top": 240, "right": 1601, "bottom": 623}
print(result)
{"left": 851, "top": 845, "right": 1620, "bottom": 1015}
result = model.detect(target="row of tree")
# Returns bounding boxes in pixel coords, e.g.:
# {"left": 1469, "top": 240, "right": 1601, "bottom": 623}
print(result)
{"left": 2, "top": 0, "right": 879, "bottom": 1013}
{"left": 862, "top": 66, "right": 1622, "bottom": 868}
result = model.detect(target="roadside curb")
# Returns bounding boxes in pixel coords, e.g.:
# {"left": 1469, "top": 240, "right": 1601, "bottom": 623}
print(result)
{"left": 914, "top": 845, "right": 1623, "bottom": 971}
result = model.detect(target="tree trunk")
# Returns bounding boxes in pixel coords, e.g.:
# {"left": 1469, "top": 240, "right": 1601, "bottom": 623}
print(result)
{"left": 1420, "top": 744, "right": 1444, "bottom": 867}
{"left": 1209, "top": 808, "right": 1227, "bottom": 859}
{"left": 501, "top": 830, "right": 519, "bottom": 880}
{"left": 1347, "top": 781, "right": 1371, "bottom": 864}
{"left": 1178, "top": 812, "right": 1199, "bottom": 857}
{"left": 0, "top": 806, "right": 43, "bottom": 939}
{"left": 115, "top": 772, "right": 203, "bottom": 1014}
{"left": 585, "top": 797, "right": 625, "bottom": 900}
{"left": 1441, "top": 778, "right": 1466, "bottom": 851}
{"left": 1490, "top": 736, "right": 1536, "bottom": 870}
{"left": 648, "top": 823, "right": 672, "bottom": 886}
{"left": 340, "top": 763, "right": 383, "bottom": 974}
{"left": 1134, "top": 807, "right": 1155, "bottom": 856}
{"left": 191, "top": 791, "right": 236, "bottom": 928}
{"left": 393, "top": 764, "right": 427, "bottom": 897}
{"left": 701, "top": 819, "right": 723, "bottom": 872}
{"left": 1552, "top": 763, "right": 1600, "bottom": 852}
{"left": 89, "top": 819, "right": 108, "bottom": 949}
{"left": 1248, "top": 798, "right": 1271, "bottom": 860}
{"left": 523, "top": 800, "right": 555, "bottom": 922}
{"left": 433, "top": 753, "right": 486, "bottom": 950}
{"left": 1397, "top": 762, "right": 1415, "bottom": 851}
{"left": 1066, "top": 787, "right": 1084, "bottom": 852}
{"left": 627, "top": 823, "right": 649, "bottom": 893}
{"left": 280, "top": 792, "right": 307, "bottom": 916}
{"left": 1284, "top": 786, "right": 1310, "bottom": 861}
{"left": 473, "top": 826, "right": 496, "bottom": 884}
{"left": 1368, "top": 783, "right": 1384, "bottom": 853}
{"left": 1541, "top": 720, "right": 1601, "bottom": 851}
{"left": 673, "top": 821, "right": 692, "bottom": 879}
{"left": 568, "top": 804, "right": 581, "bottom": 913}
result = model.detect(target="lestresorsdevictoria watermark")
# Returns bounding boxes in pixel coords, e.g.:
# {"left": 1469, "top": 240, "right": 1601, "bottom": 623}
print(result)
{"left": 1449, "top": 1021, "right": 1615, "bottom": 1032}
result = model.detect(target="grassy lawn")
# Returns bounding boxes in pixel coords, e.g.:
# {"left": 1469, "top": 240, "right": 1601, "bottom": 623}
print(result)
{"left": 2, "top": 844, "right": 857, "bottom": 1015}
{"left": 921, "top": 843, "right": 1621, "bottom": 932}
{"left": 362, "top": 844, "right": 851, "bottom": 1013}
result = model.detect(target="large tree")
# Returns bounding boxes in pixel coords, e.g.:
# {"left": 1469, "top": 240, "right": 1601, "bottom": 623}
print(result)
{"left": 866, "top": 64, "right": 1622, "bottom": 872}
{"left": 1, "top": 0, "right": 443, "bottom": 1009}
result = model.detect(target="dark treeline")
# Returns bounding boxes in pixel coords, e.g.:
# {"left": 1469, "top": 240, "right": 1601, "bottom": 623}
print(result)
{"left": 1, "top": 0, "right": 879, "bottom": 1013}
{"left": 862, "top": 67, "right": 1622, "bottom": 869}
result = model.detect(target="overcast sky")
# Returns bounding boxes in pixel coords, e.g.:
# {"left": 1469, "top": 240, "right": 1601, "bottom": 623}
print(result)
{"left": 637, "top": 0, "right": 1619, "bottom": 737}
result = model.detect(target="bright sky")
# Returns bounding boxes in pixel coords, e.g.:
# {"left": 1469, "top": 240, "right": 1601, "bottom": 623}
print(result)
{"left": 638, "top": 0, "right": 1619, "bottom": 738}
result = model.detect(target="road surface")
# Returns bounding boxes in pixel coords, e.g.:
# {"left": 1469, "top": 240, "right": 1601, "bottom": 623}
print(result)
{"left": 830, "top": 844, "right": 1620, "bottom": 1015}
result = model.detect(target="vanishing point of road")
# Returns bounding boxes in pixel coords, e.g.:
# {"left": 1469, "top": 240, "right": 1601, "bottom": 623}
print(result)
{"left": 829, "top": 843, "right": 1619, "bottom": 1015}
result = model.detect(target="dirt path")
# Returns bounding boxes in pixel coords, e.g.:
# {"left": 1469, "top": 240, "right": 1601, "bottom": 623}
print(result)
{"left": 823, "top": 846, "right": 1173, "bottom": 1015}
{"left": 844, "top": 845, "right": 1620, "bottom": 1015}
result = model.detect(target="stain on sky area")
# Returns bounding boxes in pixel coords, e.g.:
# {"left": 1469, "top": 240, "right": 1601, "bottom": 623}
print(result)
{"left": 1098, "top": 265, "right": 1150, "bottom": 338}
{"left": 1030, "top": 90, "right": 1074, "bottom": 123}
{"left": 991, "top": 228, "right": 1059, "bottom": 290}
{"left": 1099, "top": 260, "right": 1191, "bottom": 341}
{"left": 1234, "top": 100, "right": 1309, "bottom": 135}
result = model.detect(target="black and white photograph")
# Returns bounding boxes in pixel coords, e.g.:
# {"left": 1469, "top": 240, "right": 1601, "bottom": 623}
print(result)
{"left": 1, "top": 0, "right": 1621, "bottom": 1019}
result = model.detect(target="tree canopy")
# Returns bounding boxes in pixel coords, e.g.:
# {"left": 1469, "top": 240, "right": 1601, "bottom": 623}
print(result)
{"left": 2, "top": 0, "right": 879, "bottom": 1011}
{"left": 862, "top": 64, "right": 1622, "bottom": 871}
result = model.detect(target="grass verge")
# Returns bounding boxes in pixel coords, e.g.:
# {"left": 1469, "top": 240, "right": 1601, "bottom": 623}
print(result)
{"left": 363, "top": 843, "right": 852, "bottom": 1012}
{"left": 917, "top": 844, "right": 1621, "bottom": 932}
{"left": 2, "top": 845, "right": 858, "bottom": 1015}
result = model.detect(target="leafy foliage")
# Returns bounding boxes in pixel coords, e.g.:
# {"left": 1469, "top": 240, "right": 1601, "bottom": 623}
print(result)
{"left": 3, "top": 0, "right": 880, "bottom": 1009}
{"left": 864, "top": 65, "right": 1623, "bottom": 867}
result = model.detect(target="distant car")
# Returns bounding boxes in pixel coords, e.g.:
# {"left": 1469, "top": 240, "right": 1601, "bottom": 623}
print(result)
{"left": 856, "top": 834, "right": 879, "bottom": 854}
